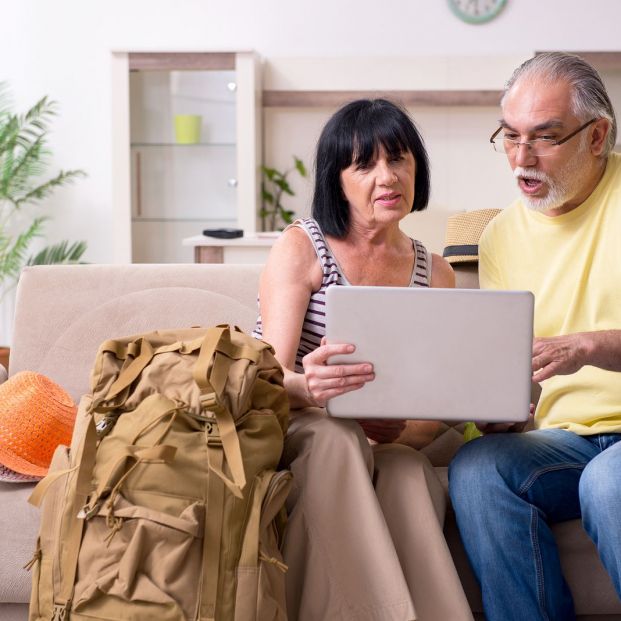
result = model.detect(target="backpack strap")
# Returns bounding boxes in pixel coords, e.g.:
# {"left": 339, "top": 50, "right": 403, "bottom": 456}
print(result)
{"left": 238, "top": 471, "right": 291, "bottom": 570}
{"left": 93, "top": 338, "right": 155, "bottom": 409}
{"left": 28, "top": 466, "right": 78, "bottom": 509}
{"left": 45, "top": 415, "right": 99, "bottom": 619}
{"left": 193, "top": 326, "right": 247, "bottom": 498}
{"left": 200, "top": 430, "right": 227, "bottom": 621}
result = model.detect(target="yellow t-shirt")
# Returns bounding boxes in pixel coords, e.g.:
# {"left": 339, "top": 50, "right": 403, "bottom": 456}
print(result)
{"left": 479, "top": 152, "right": 621, "bottom": 435}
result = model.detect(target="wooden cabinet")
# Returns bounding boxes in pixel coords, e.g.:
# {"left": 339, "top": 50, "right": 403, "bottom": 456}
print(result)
{"left": 127, "top": 52, "right": 261, "bottom": 263}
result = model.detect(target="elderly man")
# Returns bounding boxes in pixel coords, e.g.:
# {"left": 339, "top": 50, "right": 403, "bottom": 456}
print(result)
{"left": 449, "top": 52, "right": 621, "bottom": 621}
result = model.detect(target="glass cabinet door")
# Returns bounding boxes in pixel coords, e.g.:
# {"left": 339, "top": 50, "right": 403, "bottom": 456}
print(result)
{"left": 130, "top": 66, "right": 239, "bottom": 262}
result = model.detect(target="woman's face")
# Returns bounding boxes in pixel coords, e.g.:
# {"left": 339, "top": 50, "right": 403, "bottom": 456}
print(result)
{"left": 340, "top": 146, "right": 416, "bottom": 230}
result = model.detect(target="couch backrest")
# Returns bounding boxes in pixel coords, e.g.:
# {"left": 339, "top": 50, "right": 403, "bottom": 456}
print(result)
{"left": 11, "top": 264, "right": 263, "bottom": 401}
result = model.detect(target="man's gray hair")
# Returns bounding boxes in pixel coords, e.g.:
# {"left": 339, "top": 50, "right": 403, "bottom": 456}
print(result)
{"left": 502, "top": 52, "right": 617, "bottom": 156}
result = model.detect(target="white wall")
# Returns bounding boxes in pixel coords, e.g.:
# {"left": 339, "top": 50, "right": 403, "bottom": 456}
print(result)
{"left": 262, "top": 55, "right": 529, "bottom": 224}
{"left": 1, "top": 0, "right": 620, "bottom": 264}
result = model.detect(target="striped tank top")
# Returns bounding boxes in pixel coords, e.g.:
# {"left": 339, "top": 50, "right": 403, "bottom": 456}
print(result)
{"left": 253, "top": 218, "right": 431, "bottom": 373}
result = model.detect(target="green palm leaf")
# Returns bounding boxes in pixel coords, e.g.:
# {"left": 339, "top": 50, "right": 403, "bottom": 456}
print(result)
{"left": 27, "top": 240, "right": 87, "bottom": 266}
{"left": 0, "top": 83, "right": 88, "bottom": 294}
{"left": 0, "top": 216, "right": 45, "bottom": 283}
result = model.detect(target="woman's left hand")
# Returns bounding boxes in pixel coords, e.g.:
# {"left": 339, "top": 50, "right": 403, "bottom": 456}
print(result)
{"left": 301, "top": 337, "right": 375, "bottom": 407}
{"left": 356, "top": 418, "right": 407, "bottom": 444}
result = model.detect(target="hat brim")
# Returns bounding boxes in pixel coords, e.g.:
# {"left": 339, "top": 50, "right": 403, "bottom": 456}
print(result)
{"left": 0, "top": 463, "right": 42, "bottom": 483}
{"left": 0, "top": 445, "right": 49, "bottom": 478}
{"left": 444, "top": 256, "right": 479, "bottom": 264}
{"left": 443, "top": 243, "right": 480, "bottom": 265}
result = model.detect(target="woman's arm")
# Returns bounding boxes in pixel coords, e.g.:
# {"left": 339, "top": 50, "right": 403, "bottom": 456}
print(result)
{"left": 258, "top": 227, "right": 374, "bottom": 409}
{"left": 258, "top": 227, "right": 319, "bottom": 407}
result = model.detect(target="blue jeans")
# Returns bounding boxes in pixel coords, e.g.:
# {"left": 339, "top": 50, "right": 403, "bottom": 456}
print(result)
{"left": 449, "top": 429, "right": 621, "bottom": 621}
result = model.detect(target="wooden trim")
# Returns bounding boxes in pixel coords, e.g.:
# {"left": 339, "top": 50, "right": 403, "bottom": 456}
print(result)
{"left": 570, "top": 52, "right": 621, "bottom": 70}
{"left": 263, "top": 90, "right": 503, "bottom": 108}
{"left": 195, "top": 246, "right": 224, "bottom": 264}
{"left": 129, "top": 52, "right": 236, "bottom": 71}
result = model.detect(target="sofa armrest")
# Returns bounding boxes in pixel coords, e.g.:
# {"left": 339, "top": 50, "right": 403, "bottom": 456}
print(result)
{"left": 0, "top": 364, "right": 7, "bottom": 385}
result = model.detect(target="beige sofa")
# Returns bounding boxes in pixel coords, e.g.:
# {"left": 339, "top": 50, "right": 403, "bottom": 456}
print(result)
{"left": 1, "top": 263, "right": 620, "bottom": 621}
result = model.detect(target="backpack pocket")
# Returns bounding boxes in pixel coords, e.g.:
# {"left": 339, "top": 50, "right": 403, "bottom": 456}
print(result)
{"left": 235, "top": 469, "right": 292, "bottom": 621}
{"left": 28, "top": 444, "right": 71, "bottom": 621}
{"left": 72, "top": 494, "right": 204, "bottom": 621}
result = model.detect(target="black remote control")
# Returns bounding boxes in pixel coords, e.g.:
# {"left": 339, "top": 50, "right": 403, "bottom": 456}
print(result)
{"left": 202, "top": 228, "right": 244, "bottom": 239}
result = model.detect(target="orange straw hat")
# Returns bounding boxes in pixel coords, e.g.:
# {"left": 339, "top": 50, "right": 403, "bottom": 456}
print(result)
{"left": 0, "top": 371, "right": 77, "bottom": 482}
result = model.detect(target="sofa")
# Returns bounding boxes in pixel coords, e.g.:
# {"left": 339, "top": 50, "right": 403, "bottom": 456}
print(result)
{"left": 1, "top": 262, "right": 620, "bottom": 621}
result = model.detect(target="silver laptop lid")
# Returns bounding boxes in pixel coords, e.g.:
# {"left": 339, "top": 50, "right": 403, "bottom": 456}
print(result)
{"left": 325, "top": 286, "right": 534, "bottom": 422}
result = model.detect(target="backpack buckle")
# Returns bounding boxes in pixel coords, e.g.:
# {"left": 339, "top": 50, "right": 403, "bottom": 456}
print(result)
{"left": 95, "top": 416, "right": 116, "bottom": 438}
{"left": 200, "top": 393, "right": 218, "bottom": 410}
{"left": 204, "top": 420, "right": 220, "bottom": 441}
{"left": 78, "top": 499, "right": 102, "bottom": 520}
{"left": 52, "top": 602, "right": 71, "bottom": 621}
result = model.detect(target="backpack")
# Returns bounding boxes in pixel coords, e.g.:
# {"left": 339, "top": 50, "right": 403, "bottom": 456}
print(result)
{"left": 28, "top": 325, "right": 291, "bottom": 621}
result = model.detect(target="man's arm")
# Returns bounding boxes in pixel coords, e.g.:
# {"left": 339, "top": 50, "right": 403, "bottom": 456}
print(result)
{"left": 533, "top": 330, "right": 621, "bottom": 382}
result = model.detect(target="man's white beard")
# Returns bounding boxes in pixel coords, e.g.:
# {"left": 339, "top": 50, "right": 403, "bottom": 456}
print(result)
{"left": 514, "top": 168, "right": 562, "bottom": 212}
{"left": 515, "top": 140, "right": 588, "bottom": 213}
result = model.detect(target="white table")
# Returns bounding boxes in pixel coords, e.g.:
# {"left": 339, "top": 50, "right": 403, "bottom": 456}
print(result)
{"left": 182, "top": 233, "right": 278, "bottom": 263}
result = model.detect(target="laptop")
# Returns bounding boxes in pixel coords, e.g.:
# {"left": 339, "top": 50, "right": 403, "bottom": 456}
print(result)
{"left": 325, "top": 286, "right": 534, "bottom": 422}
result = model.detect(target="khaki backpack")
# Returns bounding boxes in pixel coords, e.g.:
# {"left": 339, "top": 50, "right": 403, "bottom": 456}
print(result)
{"left": 28, "top": 325, "right": 291, "bottom": 621}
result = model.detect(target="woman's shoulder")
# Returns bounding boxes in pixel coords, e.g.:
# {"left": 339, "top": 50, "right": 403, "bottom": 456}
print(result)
{"left": 264, "top": 222, "right": 322, "bottom": 286}
{"left": 274, "top": 222, "right": 315, "bottom": 257}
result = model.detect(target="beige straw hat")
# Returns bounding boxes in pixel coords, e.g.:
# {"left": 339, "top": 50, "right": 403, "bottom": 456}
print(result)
{"left": 0, "top": 371, "right": 77, "bottom": 482}
{"left": 442, "top": 208, "right": 502, "bottom": 264}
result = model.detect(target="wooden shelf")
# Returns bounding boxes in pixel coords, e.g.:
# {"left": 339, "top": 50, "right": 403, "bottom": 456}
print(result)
{"left": 263, "top": 90, "right": 503, "bottom": 108}
{"left": 129, "top": 52, "right": 236, "bottom": 71}
{"left": 131, "top": 142, "right": 235, "bottom": 148}
{"left": 536, "top": 51, "right": 621, "bottom": 71}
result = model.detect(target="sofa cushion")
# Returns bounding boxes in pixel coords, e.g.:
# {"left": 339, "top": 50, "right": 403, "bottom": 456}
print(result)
{"left": 11, "top": 265, "right": 262, "bottom": 402}
{"left": 35, "top": 287, "right": 257, "bottom": 402}
{"left": 0, "top": 482, "right": 39, "bottom": 603}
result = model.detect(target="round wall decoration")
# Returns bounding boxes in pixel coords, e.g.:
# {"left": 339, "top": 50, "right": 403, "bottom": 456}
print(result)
{"left": 447, "top": 0, "right": 507, "bottom": 24}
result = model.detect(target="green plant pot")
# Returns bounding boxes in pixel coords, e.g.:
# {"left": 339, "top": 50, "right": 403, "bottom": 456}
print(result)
{"left": 174, "top": 114, "right": 202, "bottom": 144}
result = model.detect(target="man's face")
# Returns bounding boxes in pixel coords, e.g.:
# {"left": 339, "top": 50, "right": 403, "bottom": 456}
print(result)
{"left": 500, "top": 78, "right": 597, "bottom": 214}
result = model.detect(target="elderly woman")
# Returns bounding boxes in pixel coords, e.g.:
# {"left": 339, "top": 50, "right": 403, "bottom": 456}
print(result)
{"left": 254, "top": 99, "right": 472, "bottom": 621}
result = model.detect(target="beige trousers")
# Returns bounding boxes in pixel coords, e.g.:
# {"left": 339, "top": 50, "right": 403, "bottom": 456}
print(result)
{"left": 281, "top": 408, "right": 473, "bottom": 621}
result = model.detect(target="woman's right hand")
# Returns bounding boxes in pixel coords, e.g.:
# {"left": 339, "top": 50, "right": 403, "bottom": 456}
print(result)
{"left": 302, "top": 337, "right": 375, "bottom": 407}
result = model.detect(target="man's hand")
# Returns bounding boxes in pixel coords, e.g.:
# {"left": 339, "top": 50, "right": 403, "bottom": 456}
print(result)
{"left": 532, "top": 331, "right": 621, "bottom": 380}
{"left": 532, "top": 334, "right": 589, "bottom": 382}
{"left": 357, "top": 418, "right": 407, "bottom": 444}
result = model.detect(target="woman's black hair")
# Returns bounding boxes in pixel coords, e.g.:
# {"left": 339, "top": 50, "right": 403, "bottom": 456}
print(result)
{"left": 311, "top": 98, "right": 430, "bottom": 238}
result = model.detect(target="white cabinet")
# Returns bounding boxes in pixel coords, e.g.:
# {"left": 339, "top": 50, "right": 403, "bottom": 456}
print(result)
{"left": 127, "top": 52, "right": 261, "bottom": 263}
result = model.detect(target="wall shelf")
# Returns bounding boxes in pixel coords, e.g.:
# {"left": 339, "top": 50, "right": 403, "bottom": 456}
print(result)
{"left": 262, "top": 89, "right": 504, "bottom": 108}
{"left": 537, "top": 51, "right": 621, "bottom": 71}
{"left": 132, "top": 217, "right": 229, "bottom": 223}
{"left": 131, "top": 142, "right": 236, "bottom": 148}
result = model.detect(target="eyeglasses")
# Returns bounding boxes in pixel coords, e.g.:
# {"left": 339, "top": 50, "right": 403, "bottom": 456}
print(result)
{"left": 489, "top": 118, "right": 597, "bottom": 157}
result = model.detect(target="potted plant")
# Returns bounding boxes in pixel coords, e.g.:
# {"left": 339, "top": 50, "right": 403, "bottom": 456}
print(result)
{"left": 260, "top": 156, "right": 307, "bottom": 232}
{"left": 0, "top": 83, "right": 87, "bottom": 361}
